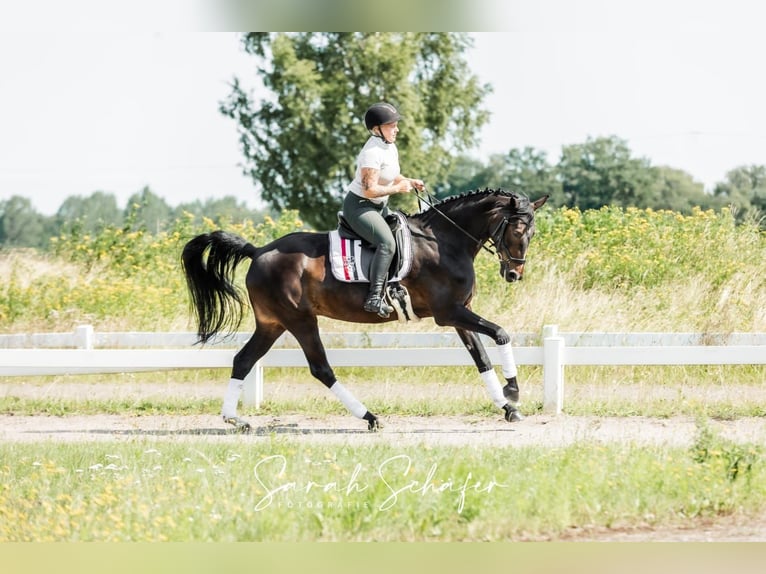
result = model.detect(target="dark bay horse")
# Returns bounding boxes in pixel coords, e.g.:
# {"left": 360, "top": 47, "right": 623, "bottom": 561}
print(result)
{"left": 182, "top": 189, "right": 548, "bottom": 431}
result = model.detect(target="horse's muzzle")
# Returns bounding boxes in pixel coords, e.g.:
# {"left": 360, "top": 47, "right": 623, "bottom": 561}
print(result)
{"left": 500, "top": 262, "right": 523, "bottom": 282}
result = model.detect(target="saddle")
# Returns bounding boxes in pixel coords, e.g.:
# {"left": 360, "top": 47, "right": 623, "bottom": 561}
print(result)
{"left": 329, "top": 211, "right": 418, "bottom": 322}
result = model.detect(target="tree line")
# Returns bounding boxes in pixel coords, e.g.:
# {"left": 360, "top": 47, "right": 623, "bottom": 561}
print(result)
{"left": 439, "top": 136, "right": 766, "bottom": 222}
{"left": 3, "top": 140, "right": 762, "bottom": 251}
{"left": 0, "top": 187, "right": 269, "bottom": 249}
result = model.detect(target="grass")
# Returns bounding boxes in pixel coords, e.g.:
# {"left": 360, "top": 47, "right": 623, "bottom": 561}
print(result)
{"left": 3, "top": 364, "right": 765, "bottom": 418}
{"left": 1, "top": 421, "right": 763, "bottom": 542}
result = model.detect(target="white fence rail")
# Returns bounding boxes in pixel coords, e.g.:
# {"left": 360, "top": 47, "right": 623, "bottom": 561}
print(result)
{"left": 1, "top": 325, "right": 764, "bottom": 414}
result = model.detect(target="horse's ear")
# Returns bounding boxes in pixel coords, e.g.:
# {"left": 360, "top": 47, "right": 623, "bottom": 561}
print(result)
{"left": 532, "top": 195, "right": 549, "bottom": 211}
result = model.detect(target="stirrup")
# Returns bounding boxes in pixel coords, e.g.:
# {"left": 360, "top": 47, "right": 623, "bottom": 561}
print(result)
{"left": 363, "top": 295, "right": 393, "bottom": 318}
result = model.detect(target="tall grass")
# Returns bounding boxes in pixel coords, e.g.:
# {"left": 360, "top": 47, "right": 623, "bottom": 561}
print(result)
{"left": 1, "top": 421, "right": 763, "bottom": 541}
{"left": 0, "top": 210, "right": 304, "bottom": 332}
{"left": 1, "top": 205, "right": 764, "bottom": 334}
{"left": 474, "top": 205, "right": 766, "bottom": 333}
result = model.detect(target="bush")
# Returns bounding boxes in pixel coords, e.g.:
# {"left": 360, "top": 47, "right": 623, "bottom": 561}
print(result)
{"left": 1, "top": 210, "right": 306, "bottom": 331}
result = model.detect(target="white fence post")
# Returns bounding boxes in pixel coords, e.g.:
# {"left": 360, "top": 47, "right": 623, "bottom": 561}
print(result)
{"left": 242, "top": 361, "right": 264, "bottom": 409}
{"left": 543, "top": 324, "right": 565, "bottom": 414}
{"left": 74, "top": 325, "right": 94, "bottom": 350}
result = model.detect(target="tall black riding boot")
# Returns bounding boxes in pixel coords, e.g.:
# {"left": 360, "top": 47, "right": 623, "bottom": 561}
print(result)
{"left": 364, "top": 245, "right": 395, "bottom": 318}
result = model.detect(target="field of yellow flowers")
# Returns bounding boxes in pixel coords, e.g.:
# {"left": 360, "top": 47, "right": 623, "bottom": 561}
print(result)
{"left": 2, "top": 205, "right": 764, "bottom": 334}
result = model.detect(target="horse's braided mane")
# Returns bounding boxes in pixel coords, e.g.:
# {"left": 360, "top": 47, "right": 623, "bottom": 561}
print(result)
{"left": 445, "top": 187, "right": 528, "bottom": 204}
{"left": 413, "top": 187, "right": 529, "bottom": 222}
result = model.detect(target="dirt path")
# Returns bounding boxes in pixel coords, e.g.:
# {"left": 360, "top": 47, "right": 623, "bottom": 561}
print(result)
{"left": 3, "top": 411, "right": 765, "bottom": 447}
{"left": 3, "top": 376, "right": 766, "bottom": 445}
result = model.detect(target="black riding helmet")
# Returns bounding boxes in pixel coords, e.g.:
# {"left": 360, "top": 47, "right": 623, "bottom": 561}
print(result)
{"left": 364, "top": 102, "right": 401, "bottom": 143}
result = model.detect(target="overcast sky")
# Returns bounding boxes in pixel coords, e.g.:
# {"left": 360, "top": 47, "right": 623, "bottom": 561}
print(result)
{"left": 1, "top": 1, "right": 764, "bottom": 216}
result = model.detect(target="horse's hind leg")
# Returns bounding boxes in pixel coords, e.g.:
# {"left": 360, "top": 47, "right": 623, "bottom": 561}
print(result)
{"left": 221, "top": 322, "right": 285, "bottom": 430}
{"left": 290, "top": 320, "right": 380, "bottom": 431}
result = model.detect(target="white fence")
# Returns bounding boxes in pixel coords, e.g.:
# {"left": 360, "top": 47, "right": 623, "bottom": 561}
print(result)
{"left": 1, "top": 325, "right": 764, "bottom": 414}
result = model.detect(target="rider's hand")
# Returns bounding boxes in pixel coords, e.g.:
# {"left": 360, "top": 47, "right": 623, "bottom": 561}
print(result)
{"left": 409, "top": 179, "right": 425, "bottom": 191}
{"left": 399, "top": 178, "right": 424, "bottom": 193}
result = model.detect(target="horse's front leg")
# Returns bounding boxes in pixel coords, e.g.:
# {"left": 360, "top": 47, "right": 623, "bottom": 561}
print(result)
{"left": 446, "top": 309, "right": 521, "bottom": 398}
{"left": 455, "top": 328, "right": 523, "bottom": 422}
{"left": 444, "top": 304, "right": 523, "bottom": 421}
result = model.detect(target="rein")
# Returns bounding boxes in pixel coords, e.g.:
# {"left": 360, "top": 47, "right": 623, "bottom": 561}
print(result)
{"left": 412, "top": 188, "right": 526, "bottom": 264}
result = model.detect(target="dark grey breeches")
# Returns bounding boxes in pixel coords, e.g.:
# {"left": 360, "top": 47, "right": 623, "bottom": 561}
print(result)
{"left": 342, "top": 192, "right": 395, "bottom": 288}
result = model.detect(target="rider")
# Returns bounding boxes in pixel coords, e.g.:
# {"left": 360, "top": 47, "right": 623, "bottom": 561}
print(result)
{"left": 343, "top": 102, "right": 425, "bottom": 318}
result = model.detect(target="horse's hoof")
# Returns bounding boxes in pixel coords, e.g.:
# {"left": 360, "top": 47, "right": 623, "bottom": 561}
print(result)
{"left": 503, "top": 404, "right": 524, "bottom": 423}
{"left": 223, "top": 416, "right": 252, "bottom": 433}
{"left": 364, "top": 413, "right": 381, "bottom": 432}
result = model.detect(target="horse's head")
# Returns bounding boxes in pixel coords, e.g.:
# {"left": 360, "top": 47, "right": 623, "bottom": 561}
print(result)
{"left": 491, "top": 194, "right": 548, "bottom": 282}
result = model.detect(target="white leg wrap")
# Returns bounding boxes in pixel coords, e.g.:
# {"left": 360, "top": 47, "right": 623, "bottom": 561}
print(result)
{"left": 330, "top": 382, "right": 368, "bottom": 419}
{"left": 480, "top": 369, "right": 507, "bottom": 408}
{"left": 498, "top": 342, "right": 518, "bottom": 379}
{"left": 222, "top": 378, "right": 244, "bottom": 419}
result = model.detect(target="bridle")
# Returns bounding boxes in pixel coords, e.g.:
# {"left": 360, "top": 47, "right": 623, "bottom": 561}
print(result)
{"left": 413, "top": 188, "right": 528, "bottom": 266}
{"left": 488, "top": 216, "right": 527, "bottom": 266}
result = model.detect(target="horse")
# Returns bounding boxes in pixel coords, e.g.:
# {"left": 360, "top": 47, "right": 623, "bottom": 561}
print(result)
{"left": 181, "top": 189, "right": 548, "bottom": 431}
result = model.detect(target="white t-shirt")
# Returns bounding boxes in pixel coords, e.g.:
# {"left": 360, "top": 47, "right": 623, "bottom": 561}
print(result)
{"left": 346, "top": 136, "right": 400, "bottom": 205}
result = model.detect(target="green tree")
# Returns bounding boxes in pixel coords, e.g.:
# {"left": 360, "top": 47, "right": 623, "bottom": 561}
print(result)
{"left": 124, "top": 186, "right": 172, "bottom": 233}
{"left": 649, "top": 166, "right": 722, "bottom": 213}
{"left": 0, "top": 196, "right": 52, "bottom": 248}
{"left": 557, "top": 136, "right": 658, "bottom": 210}
{"left": 433, "top": 154, "right": 486, "bottom": 199}
{"left": 713, "top": 164, "right": 766, "bottom": 224}
{"left": 174, "top": 196, "right": 270, "bottom": 225}
{"left": 438, "top": 148, "right": 564, "bottom": 205}
{"left": 500, "top": 147, "right": 564, "bottom": 205}
{"left": 221, "top": 32, "right": 490, "bottom": 229}
{"left": 55, "top": 191, "right": 123, "bottom": 234}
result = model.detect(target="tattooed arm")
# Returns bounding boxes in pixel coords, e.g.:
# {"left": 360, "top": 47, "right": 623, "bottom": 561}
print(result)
{"left": 360, "top": 168, "right": 424, "bottom": 199}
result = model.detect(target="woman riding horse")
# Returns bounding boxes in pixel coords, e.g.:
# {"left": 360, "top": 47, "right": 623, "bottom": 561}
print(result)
{"left": 342, "top": 102, "right": 425, "bottom": 318}
{"left": 182, "top": 189, "right": 548, "bottom": 432}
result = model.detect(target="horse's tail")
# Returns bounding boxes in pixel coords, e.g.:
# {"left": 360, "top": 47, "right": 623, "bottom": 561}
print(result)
{"left": 181, "top": 230, "right": 258, "bottom": 344}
